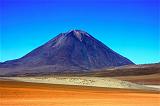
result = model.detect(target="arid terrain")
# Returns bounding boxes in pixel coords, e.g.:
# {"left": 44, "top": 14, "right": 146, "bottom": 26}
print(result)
{"left": 113, "top": 73, "right": 160, "bottom": 85}
{"left": 61, "top": 63, "right": 160, "bottom": 85}
{"left": 0, "top": 64, "right": 160, "bottom": 106}
{"left": 2, "top": 76, "right": 154, "bottom": 90}
{"left": 0, "top": 79, "right": 160, "bottom": 106}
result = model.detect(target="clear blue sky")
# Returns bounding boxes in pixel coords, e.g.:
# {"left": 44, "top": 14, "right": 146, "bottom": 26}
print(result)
{"left": 0, "top": 0, "right": 159, "bottom": 64}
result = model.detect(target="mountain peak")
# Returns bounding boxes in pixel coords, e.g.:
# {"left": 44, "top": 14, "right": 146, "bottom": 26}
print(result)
{"left": 68, "top": 29, "right": 86, "bottom": 33}
{"left": 66, "top": 30, "right": 91, "bottom": 41}
{"left": 0, "top": 30, "right": 134, "bottom": 74}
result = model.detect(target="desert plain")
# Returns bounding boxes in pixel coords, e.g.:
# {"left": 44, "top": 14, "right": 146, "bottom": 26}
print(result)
{"left": 0, "top": 77, "right": 160, "bottom": 106}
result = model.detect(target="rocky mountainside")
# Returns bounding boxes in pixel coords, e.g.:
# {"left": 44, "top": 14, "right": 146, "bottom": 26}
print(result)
{"left": 0, "top": 30, "right": 134, "bottom": 75}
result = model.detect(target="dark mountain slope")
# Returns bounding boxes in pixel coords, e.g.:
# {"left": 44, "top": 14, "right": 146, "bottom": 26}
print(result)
{"left": 0, "top": 30, "right": 134, "bottom": 75}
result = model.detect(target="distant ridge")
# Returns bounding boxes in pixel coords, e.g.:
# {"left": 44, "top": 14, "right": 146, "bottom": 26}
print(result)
{"left": 0, "top": 30, "right": 134, "bottom": 75}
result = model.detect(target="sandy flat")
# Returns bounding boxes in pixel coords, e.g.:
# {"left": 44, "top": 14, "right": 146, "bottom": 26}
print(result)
{"left": 0, "top": 80, "right": 160, "bottom": 106}
{"left": 144, "top": 85, "right": 160, "bottom": 89}
{"left": 2, "top": 76, "right": 155, "bottom": 90}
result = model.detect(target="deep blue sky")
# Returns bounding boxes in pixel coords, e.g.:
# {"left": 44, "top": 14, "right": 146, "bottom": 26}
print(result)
{"left": 0, "top": 0, "right": 159, "bottom": 64}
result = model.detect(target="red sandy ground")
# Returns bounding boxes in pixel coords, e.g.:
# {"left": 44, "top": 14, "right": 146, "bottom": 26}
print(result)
{"left": 0, "top": 80, "right": 160, "bottom": 106}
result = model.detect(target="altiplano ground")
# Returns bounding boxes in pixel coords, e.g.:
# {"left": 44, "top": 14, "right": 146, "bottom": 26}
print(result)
{"left": 0, "top": 80, "right": 160, "bottom": 106}
{"left": 113, "top": 73, "right": 160, "bottom": 85}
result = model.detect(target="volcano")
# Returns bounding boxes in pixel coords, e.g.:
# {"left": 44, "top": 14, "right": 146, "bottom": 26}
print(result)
{"left": 0, "top": 30, "right": 134, "bottom": 75}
